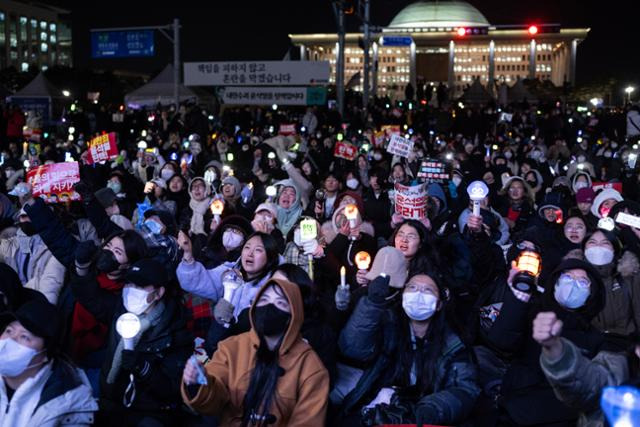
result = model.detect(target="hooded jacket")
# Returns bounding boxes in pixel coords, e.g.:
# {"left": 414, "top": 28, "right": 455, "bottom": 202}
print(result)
{"left": 182, "top": 278, "right": 329, "bottom": 426}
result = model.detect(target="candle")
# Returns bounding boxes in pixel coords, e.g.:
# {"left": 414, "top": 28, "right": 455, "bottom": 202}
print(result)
{"left": 340, "top": 266, "right": 346, "bottom": 287}
{"left": 22, "top": 142, "right": 28, "bottom": 155}
{"left": 355, "top": 251, "right": 371, "bottom": 270}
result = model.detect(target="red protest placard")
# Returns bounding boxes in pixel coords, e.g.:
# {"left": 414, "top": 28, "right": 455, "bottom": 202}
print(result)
{"left": 394, "top": 182, "right": 427, "bottom": 219}
{"left": 592, "top": 182, "right": 623, "bottom": 193}
{"left": 278, "top": 124, "right": 296, "bottom": 136}
{"left": 334, "top": 141, "right": 358, "bottom": 161}
{"left": 87, "top": 132, "right": 118, "bottom": 165}
{"left": 27, "top": 162, "right": 81, "bottom": 203}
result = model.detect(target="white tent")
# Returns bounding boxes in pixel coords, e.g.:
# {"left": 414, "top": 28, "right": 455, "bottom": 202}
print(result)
{"left": 124, "top": 64, "right": 198, "bottom": 108}
{"left": 9, "top": 72, "right": 61, "bottom": 99}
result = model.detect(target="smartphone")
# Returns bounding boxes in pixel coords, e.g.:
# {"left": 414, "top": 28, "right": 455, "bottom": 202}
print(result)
{"left": 188, "top": 355, "right": 208, "bottom": 385}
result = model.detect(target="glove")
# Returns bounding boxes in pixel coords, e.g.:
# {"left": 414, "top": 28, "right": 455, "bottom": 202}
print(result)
{"left": 368, "top": 275, "right": 391, "bottom": 305}
{"left": 121, "top": 350, "right": 152, "bottom": 380}
{"left": 213, "top": 298, "right": 235, "bottom": 325}
{"left": 75, "top": 240, "right": 98, "bottom": 265}
{"left": 301, "top": 239, "right": 318, "bottom": 255}
{"left": 73, "top": 181, "right": 94, "bottom": 203}
{"left": 335, "top": 285, "right": 351, "bottom": 311}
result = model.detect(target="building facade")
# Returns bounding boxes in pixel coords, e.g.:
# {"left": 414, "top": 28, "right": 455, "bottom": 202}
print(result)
{"left": 289, "top": 1, "right": 588, "bottom": 99}
{"left": 0, "top": 0, "right": 72, "bottom": 71}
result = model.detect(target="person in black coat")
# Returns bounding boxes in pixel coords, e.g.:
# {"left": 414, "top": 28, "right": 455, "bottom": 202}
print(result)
{"left": 362, "top": 167, "right": 392, "bottom": 242}
{"left": 71, "top": 252, "right": 192, "bottom": 426}
{"left": 484, "top": 258, "right": 610, "bottom": 426}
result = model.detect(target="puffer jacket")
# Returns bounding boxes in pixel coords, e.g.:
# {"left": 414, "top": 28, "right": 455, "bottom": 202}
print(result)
{"left": 337, "top": 293, "right": 480, "bottom": 425}
{"left": 591, "top": 251, "right": 640, "bottom": 339}
{"left": 0, "top": 232, "right": 65, "bottom": 304}
{"left": 540, "top": 337, "right": 628, "bottom": 427}
{"left": 0, "top": 359, "right": 98, "bottom": 427}
{"left": 182, "top": 278, "right": 330, "bottom": 426}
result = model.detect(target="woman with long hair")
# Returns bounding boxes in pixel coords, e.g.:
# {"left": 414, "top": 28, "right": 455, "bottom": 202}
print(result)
{"left": 182, "top": 278, "right": 329, "bottom": 426}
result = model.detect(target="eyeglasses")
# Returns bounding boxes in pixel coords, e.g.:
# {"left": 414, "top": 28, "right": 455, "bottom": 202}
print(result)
{"left": 396, "top": 232, "right": 419, "bottom": 242}
{"left": 559, "top": 273, "right": 590, "bottom": 289}
{"left": 405, "top": 283, "right": 437, "bottom": 295}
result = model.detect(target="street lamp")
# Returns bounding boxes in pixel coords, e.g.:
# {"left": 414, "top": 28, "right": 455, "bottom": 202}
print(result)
{"left": 625, "top": 86, "right": 635, "bottom": 103}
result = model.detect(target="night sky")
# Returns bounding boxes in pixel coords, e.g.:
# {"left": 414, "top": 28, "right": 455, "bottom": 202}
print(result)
{"left": 47, "top": 0, "right": 638, "bottom": 85}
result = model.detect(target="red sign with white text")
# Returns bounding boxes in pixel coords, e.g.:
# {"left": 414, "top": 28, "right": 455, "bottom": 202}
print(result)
{"left": 333, "top": 141, "right": 358, "bottom": 161}
{"left": 87, "top": 132, "right": 118, "bottom": 165}
{"left": 27, "top": 162, "right": 81, "bottom": 203}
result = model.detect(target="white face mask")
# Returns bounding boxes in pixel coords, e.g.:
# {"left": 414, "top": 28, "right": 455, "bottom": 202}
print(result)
{"left": 402, "top": 292, "right": 438, "bottom": 321}
{"left": 123, "top": 286, "right": 154, "bottom": 315}
{"left": 0, "top": 338, "right": 44, "bottom": 377}
{"left": 222, "top": 230, "right": 244, "bottom": 251}
{"left": 504, "top": 151, "right": 513, "bottom": 160}
{"left": 373, "top": 153, "right": 383, "bottom": 161}
{"left": 585, "top": 246, "right": 614, "bottom": 266}
{"left": 452, "top": 176, "right": 462, "bottom": 187}
{"left": 160, "top": 169, "right": 175, "bottom": 181}
{"left": 346, "top": 178, "right": 359, "bottom": 190}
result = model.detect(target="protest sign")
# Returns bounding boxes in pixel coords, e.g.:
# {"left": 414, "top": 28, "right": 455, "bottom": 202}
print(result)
{"left": 278, "top": 124, "right": 297, "bottom": 136}
{"left": 300, "top": 218, "right": 317, "bottom": 242}
{"left": 592, "top": 182, "right": 623, "bottom": 193}
{"left": 334, "top": 141, "right": 358, "bottom": 161}
{"left": 387, "top": 134, "right": 414, "bottom": 158}
{"left": 87, "top": 133, "right": 118, "bottom": 164}
{"left": 394, "top": 183, "right": 427, "bottom": 219}
{"left": 417, "top": 159, "right": 450, "bottom": 184}
{"left": 27, "top": 162, "right": 81, "bottom": 203}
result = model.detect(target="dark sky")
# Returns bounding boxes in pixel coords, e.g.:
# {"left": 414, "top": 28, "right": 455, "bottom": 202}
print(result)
{"left": 47, "top": 0, "right": 639, "bottom": 85}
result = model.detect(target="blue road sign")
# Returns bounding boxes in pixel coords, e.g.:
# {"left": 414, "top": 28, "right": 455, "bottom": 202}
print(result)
{"left": 381, "top": 36, "right": 413, "bottom": 46}
{"left": 91, "top": 30, "right": 155, "bottom": 58}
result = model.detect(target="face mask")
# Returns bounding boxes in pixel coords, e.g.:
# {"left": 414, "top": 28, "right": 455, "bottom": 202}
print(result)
{"left": 18, "top": 221, "right": 37, "bottom": 237}
{"left": 530, "top": 150, "right": 542, "bottom": 160}
{"left": 611, "top": 142, "right": 619, "bottom": 149}
{"left": 504, "top": 151, "right": 513, "bottom": 159}
{"left": 452, "top": 176, "right": 462, "bottom": 187}
{"left": 160, "top": 169, "right": 174, "bottom": 181}
{"left": 96, "top": 249, "right": 121, "bottom": 273}
{"left": 585, "top": 246, "right": 615, "bottom": 266}
{"left": 574, "top": 181, "right": 589, "bottom": 191}
{"left": 0, "top": 338, "right": 44, "bottom": 377}
{"left": 402, "top": 292, "right": 438, "bottom": 321}
{"left": 253, "top": 303, "right": 291, "bottom": 337}
{"left": 346, "top": 178, "right": 359, "bottom": 190}
{"left": 373, "top": 153, "right": 383, "bottom": 161}
{"left": 577, "top": 155, "right": 586, "bottom": 163}
{"left": 107, "top": 181, "right": 122, "bottom": 194}
{"left": 222, "top": 230, "right": 244, "bottom": 251}
{"left": 554, "top": 275, "right": 590, "bottom": 309}
{"left": 123, "top": 286, "right": 154, "bottom": 315}
{"left": 144, "top": 219, "right": 163, "bottom": 235}
{"left": 604, "top": 151, "right": 613, "bottom": 158}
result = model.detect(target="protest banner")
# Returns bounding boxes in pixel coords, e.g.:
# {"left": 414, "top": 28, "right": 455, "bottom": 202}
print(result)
{"left": 27, "top": 162, "right": 81, "bottom": 203}
{"left": 387, "top": 134, "right": 414, "bottom": 158}
{"left": 394, "top": 183, "right": 427, "bottom": 219}
{"left": 334, "top": 141, "right": 358, "bottom": 161}
{"left": 87, "top": 132, "right": 118, "bottom": 164}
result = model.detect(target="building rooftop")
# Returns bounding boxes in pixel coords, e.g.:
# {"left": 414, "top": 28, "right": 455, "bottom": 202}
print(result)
{"left": 388, "top": 1, "right": 490, "bottom": 29}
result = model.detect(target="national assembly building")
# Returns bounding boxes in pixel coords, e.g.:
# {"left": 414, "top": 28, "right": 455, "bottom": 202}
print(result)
{"left": 289, "top": 0, "right": 589, "bottom": 99}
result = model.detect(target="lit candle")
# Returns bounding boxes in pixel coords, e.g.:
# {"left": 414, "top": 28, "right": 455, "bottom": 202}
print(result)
{"left": 355, "top": 251, "right": 371, "bottom": 270}
{"left": 340, "top": 266, "right": 346, "bottom": 287}
{"left": 22, "top": 142, "right": 28, "bottom": 155}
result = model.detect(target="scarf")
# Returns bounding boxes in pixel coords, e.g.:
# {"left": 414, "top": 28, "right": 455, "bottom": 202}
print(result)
{"left": 189, "top": 196, "right": 212, "bottom": 235}
{"left": 71, "top": 274, "right": 123, "bottom": 360}
{"left": 277, "top": 202, "right": 303, "bottom": 236}
{"left": 107, "top": 300, "right": 165, "bottom": 384}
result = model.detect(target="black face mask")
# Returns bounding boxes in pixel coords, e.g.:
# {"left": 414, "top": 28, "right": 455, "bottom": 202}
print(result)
{"left": 253, "top": 304, "right": 291, "bottom": 337}
{"left": 18, "top": 222, "right": 37, "bottom": 236}
{"left": 96, "top": 249, "right": 121, "bottom": 273}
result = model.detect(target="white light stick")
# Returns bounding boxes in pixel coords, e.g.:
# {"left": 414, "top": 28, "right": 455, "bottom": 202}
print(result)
{"left": 266, "top": 185, "right": 277, "bottom": 203}
{"left": 116, "top": 313, "right": 141, "bottom": 350}
{"left": 467, "top": 180, "right": 489, "bottom": 217}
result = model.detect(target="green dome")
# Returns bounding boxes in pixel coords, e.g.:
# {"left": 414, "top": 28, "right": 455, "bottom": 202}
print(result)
{"left": 388, "top": 1, "right": 490, "bottom": 28}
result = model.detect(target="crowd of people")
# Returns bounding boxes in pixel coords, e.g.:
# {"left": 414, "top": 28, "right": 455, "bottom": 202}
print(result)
{"left": 0, "top": 95, "right": 639, "bottom": 427}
